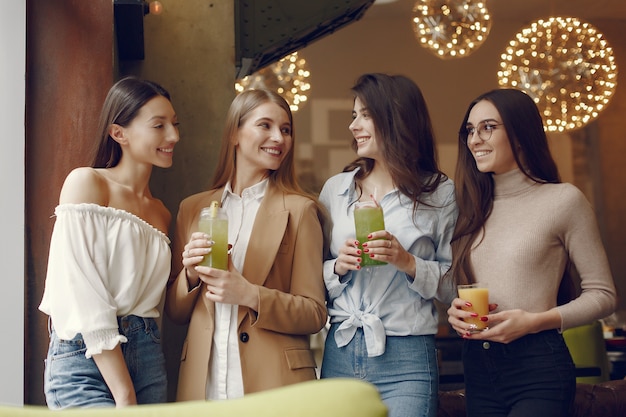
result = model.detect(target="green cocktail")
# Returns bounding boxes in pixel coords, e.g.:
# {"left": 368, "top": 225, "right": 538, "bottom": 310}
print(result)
{"left": 198, "top": 201, "right": 229, "bottom": 270}
{"left": 354, "top": 201, "right": 387, "bottom": 267}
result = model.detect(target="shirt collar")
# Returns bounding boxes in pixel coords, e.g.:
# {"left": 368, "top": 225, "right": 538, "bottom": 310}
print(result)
{"left": 222, "top": 178, "right": 269, "bottom": 203}
{"left": 337, "top": 168, "right": 360, "bottom": 205}
{"left": 339, "top": 167, "right": 407, "bottom": 209}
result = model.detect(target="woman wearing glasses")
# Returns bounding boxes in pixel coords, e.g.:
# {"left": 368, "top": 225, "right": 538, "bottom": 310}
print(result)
{"left": 446, "top": 88, "right": 616, "bottom": 417}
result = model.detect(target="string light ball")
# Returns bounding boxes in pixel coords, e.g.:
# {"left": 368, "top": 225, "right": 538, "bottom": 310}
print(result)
{"left": 235, "top": 52, "right": 311, "bottom": 112}
{"left": 411, "top": 0, "right": 492, "bottom": 59}
{"left": 498, "top": 16, "right": 618, "bottom": 132}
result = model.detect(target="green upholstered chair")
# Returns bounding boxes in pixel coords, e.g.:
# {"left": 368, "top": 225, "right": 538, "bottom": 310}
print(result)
{"left": 563, "top": 320, "right": 611, "bottom": 384}
{"left": 0, "top": 379, "right": 387, "bottom": 417}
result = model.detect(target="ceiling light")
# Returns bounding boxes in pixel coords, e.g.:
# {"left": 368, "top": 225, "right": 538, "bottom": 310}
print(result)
{"left": 497, "top": 16, "right": 618, "bottom": 132}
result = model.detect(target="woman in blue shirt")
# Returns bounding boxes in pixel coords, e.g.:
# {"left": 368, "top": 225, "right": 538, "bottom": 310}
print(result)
{"left": 319, "top": 73, "right": 458, "bottom": 417}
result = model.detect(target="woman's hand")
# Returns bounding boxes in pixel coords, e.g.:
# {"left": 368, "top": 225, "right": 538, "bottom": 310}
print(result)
{"left": 448, "top": 299, "right": 556, "bottom": 344}
{"left": 181, "top": 232, "right": 212, "bottom": 288}
{"left": 472, "top": 308, "right": 562, "bottom": 344}
{"left": 363, "top": 230, "right": 415, "bottom": 276}
{"left": 195, "top": 259, "right": 260, "bottom": 311}
{"left": 473, "top": 310, "right": 537, "bottom": 343}
{"left": 333, "top": 238, "right": 362, "bottom": 276}
{"left": 447, "top": 297, "right": 483, "bottom": 336}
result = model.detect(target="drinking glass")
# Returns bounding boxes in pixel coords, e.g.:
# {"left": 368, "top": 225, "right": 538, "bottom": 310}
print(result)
{"left": 198, "top": 201, "right": 228, "bottom": 270}
{"left": 457, "top": 283, "right": 489, "bottom": 332}
{"left": 354, "top": 201, "right": 387, "bottom": 267}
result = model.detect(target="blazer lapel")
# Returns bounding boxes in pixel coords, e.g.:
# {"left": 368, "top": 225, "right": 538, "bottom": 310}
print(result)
{"left": 241, "top": 186, "right": 288, "bottom": 287}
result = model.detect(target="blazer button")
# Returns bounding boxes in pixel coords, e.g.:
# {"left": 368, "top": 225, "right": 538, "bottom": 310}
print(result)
{"left": 240, "top": 332, "right": 249, "bottom": 343}
{"left": 482, "top": 342, "right": 490, "bottom": 350}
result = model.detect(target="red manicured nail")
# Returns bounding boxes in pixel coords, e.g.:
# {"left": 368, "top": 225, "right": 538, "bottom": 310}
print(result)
{"left": 480, "top": 316, "right": 488, "bottom": 322}
{"left": 471, "top": 313, "right": 478, "bottom": 317}
{"left": 356, "top": 250, "right": 361, "bottom": 255}
{"left": 368, "top": 234, "right": 373, "bottom": 239}
{"left": 465, "top": 302, "right": 472, "bottom": 307}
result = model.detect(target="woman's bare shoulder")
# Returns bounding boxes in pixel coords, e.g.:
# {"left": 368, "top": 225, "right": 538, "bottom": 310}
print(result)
{"left": 58, "top": 167, "right": 109, "bottom": 205}
{"left": 146, "top": 197, "right": 172, "bottom": 234}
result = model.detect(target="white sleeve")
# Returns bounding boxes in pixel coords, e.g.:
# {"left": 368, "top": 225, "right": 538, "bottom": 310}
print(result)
{"left": 39, "top": 206, "right": 126, "bottom": 356}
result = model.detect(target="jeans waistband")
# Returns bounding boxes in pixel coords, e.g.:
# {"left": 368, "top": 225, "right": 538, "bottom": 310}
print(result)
{"left": 465, "top": 329, "right": 562, "bottom": 354}
{"left": 48, "top": 315, "right": 156, "bottom": 336}
{"left": 118, "top": 315, "right": 156, "bottom": 335}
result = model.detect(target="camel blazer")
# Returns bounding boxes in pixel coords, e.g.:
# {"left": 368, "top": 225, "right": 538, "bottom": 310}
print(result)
{"left": 165, "top": 184, "right": 327, "bottom": 401}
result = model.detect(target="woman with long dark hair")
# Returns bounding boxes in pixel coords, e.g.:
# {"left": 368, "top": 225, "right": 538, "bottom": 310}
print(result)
{"left": 40, "top": 76, "right": 179, "bottom": 408}
{"left": 447, "top": 88, "right": 616, "bottom": 416}
{"left": 319, "top": 73, "right": 458, "bottom": 417}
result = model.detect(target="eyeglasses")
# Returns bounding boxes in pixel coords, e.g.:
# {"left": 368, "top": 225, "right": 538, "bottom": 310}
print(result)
{"left": 463, "top": 121, "right": 503, "bottom": 142}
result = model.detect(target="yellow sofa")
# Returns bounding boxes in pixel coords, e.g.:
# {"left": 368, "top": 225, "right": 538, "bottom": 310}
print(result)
{"left": 563, "top": 321, "right": 611, "bottom": 384}
{"left": 0, "top": 379, "right": 387, "bottom": 417}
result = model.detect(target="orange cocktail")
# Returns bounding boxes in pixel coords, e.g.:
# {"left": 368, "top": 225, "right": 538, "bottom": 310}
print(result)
{"left": 458, "top": 284, "right": 489, "bottom": 331}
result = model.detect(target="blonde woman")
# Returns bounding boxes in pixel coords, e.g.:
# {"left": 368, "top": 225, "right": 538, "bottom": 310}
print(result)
{"left": 166, "top": 89, "right": 327, "bottom": 400}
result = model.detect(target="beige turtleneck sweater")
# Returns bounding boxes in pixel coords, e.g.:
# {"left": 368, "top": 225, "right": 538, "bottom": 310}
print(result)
{"left": 469, "top": 169, "right": 616, "bottom": 330}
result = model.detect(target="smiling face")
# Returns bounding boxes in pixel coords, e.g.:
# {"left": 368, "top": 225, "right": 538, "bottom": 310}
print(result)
{"left": 466, "top": 100, "right": 518, "bottom": 175}
{"left": 234, "top": 101, "right": 292, "bottom": 182}
{"left": 116, "top": 95, "right": 179, "bottom": 169}
{"left": 350, "top": 96, "right": 381, "bottom": 161}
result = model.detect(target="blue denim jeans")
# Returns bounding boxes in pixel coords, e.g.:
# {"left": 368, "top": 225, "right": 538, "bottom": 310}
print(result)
{"left": 463, "top": 329, "right": 576, "bottom": 417}
{"left": 321, "top": 323, "right": 438, "bottom": 417}
{"left": 44, "top": 315, "right": 167, "bottom": 409}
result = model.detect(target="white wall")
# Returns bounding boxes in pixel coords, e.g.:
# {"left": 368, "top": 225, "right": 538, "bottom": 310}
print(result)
{"left": 0, "top": 0, "right": 25, "bottom": 407}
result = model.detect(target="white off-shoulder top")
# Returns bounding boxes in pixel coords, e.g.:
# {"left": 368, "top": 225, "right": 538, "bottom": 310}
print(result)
{"left": 39, "top": 203, "right": 171, "bottom": 358}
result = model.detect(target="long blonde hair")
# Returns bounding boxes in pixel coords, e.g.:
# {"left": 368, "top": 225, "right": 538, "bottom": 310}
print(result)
{"left": 211, "top": 89, "right": 302, "bottom": 194}
{"left": 210, "top": 89, "right": 330, "bottom": 251}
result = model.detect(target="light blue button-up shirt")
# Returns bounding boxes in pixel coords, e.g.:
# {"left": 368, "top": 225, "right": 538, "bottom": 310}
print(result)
{"left": 320, "top": 168, "right": 458, "bottom": 357}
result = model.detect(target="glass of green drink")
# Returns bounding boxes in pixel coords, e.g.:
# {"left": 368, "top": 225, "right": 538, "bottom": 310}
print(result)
{"left": 354, "top": 200, "right": 387, "bottom": 267}
{"left": 198, "top": 201, "right": 229, "bottom": 270}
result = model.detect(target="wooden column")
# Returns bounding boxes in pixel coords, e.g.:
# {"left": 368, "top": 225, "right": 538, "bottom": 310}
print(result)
{"left": 25, "top": 0, "right": 113, "bottom": 405}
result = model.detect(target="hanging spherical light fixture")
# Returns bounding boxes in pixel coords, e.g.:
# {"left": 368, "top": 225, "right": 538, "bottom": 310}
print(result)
{"left": 497, "top": 16, "right": 618, "bottom": 132}
{"left": 411, "top": 0, "right": 492, "bottom": 59}
{"left": 235, "top": 52, "right": 311, "bottom": 112}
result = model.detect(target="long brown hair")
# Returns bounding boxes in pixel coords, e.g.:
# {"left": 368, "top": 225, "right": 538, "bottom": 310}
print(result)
{"left": 343, "top": 73, "right": 447, "bottom": 212}
{"left": 90, "top": 76, "right": 171, "bottom": 168}
{"left": 450, "top": 88, "right": 574, "bottom": 303}
{"left": 210, "top": 89, "right": 300, "bottom": 193}
{"left": 210, "top": 89, "right": 329, "bottom": 237}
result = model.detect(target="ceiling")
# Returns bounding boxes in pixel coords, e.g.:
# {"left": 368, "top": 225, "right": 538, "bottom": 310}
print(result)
{"left": 233, "top": 0, "right": 626, "bottom": 78}
{"left": 366, "top": 0, "right": 626, "bottom": 21}
{"left": 235, "top": 0, "right": 374, "bottom": 77}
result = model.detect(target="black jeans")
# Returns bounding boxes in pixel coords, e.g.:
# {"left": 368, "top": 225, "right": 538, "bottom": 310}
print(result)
{"left": 462, "top": 330, "right": 576, "bottom": 417}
